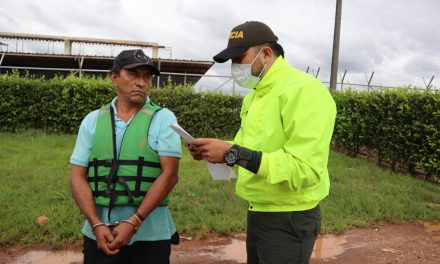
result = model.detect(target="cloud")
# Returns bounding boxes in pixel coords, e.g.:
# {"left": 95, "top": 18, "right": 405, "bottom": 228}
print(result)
{"left": 404, "top": 56, "right": 440, "bottom": 77}
{"left": 0, "top": 0, "right": 438, "bottom": 89}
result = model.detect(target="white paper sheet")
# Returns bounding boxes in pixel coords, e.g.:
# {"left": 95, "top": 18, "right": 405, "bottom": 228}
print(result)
{"left": 169, "top": 122, "right": 193, "bottom": 143}
{"left": 170, "top": 122, "right": 237, "bottom": 180}
{"left": 204, "top": 160, "right": 237, "bottom": 180}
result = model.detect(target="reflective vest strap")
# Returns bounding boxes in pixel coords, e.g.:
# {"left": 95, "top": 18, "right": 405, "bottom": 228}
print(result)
{"left": 87, "top": 176, "right": 157, "bottom": 183}
{"left": 117, "top": 177, "right": 133, "bottom": 204}
{"left": 107, "top": 105, "right": 118, "bottom": 222}
{"left": 95, "top": 190, "right": 147, "bottom": 197}
{"left": 136, "top": 157, "right": 144, "bottom": 194}
{"left": 109, "top": 105, "right": 118, "bottom": 163}
{"left": 93, "top": 158, "right": 98, "bottom": 197}
{"left": 88, "top": 159, "right": 161, "bottom": 168}
{"left": 107, "top": 184, "right": 117, "bottom": 221}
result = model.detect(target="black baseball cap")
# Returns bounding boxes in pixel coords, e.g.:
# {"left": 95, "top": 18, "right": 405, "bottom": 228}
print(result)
{"left": 112, "top": 49, "right": 160, "bottom": 76}
{"left": 213, "top": 21, "right": 278, "bottom": 63}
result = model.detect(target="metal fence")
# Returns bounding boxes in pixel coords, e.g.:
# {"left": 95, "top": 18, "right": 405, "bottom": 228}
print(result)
{"left": 305, "top": 67, "right": 437, "bottom": 92}
{"left": 1, "top": 36, "right": 437, "bottom": 94}
{"left": 1, "top": 63, "right": 437, "bottom": 96}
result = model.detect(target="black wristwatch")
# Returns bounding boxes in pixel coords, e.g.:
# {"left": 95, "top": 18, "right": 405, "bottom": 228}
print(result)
{"left": 223, "top": 145, "right": 254, "bottom": 167}
{"left": 224, "top": 145, "right": 240, "bottom": 167}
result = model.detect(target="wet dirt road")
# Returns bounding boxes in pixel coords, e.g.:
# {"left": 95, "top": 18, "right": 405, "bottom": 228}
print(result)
{"left": 1, "top": 222, "right": 439, "bottom": 264}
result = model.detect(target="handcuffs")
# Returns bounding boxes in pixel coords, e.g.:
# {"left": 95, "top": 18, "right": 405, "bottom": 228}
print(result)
{"left": 106, "top": 221, "right": 120, "bottom": 231}
{"left": 92, "top": 220, "right": 137, "bottom": 234}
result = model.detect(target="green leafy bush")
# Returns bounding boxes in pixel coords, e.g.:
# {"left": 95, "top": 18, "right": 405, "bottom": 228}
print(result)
{"left": 0, "top": 73, "right": 438, "bottom": 180}
{"left": 0, "top": 73, "right": 241, "bottom": 137}
{"left": 331, "top": 88, "right": 439, "bottom": 181}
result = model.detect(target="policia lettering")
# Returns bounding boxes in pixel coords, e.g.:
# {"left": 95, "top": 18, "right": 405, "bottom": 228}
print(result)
{"left": 87, "top": 103, "right": 168, "bottom": 221}
{"left": 229, "top": 31, "right": 244, "bottom": 39}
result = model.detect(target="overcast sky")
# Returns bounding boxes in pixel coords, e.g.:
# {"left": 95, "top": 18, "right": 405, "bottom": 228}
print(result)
{"left": 1, "top": 0, "right": 439, "bottom": 94}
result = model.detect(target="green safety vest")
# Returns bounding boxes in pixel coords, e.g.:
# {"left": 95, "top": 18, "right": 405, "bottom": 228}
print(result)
{"left": 87, "top": 102, "right": 168, "bottom": 213}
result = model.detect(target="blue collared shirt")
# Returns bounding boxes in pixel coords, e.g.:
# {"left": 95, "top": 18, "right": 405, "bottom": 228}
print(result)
{"left": 70, "top": 97, "right": 181, "bottom": 243}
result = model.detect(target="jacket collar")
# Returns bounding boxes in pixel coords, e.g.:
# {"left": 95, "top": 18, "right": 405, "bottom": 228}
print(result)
{"left": 253, "top": 56, "right": 287, "bottom": 96}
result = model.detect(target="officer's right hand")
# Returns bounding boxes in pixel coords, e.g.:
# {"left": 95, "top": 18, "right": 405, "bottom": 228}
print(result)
{"left": 190, "top": 138, "right": 232, "bottom": 163}
{"left": 185, "top": 142, "right": 203, "bottom": 160}
{"left": 94, "top": 226, "right": 120, "bottom": 255}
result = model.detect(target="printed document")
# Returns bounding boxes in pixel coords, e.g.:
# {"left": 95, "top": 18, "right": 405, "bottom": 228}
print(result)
{"left": 170, "top": 123, "right": 237, "bottom": 180}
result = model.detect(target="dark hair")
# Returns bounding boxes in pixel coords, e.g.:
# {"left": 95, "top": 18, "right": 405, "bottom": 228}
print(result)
{"left": 269, "top": 42, "right": 284, "bottom": 58}
{"left": 255, "top": 42, "right": 284, "bottom": 58}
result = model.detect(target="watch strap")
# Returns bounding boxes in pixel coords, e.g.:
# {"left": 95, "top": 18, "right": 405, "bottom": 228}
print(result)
{"left": 237, "top": 146, "right": 252, "bottom": 168}
{"left": 236, "top": 146, "right": 262, "bottom": 174}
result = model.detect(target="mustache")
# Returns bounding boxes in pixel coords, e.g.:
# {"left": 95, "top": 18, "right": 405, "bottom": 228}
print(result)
{"left": 132, "top": 89, "right": 146, "bottom": 94}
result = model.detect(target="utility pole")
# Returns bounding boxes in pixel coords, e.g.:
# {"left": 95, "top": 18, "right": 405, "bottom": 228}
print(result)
{"left": 330, "top": 0, "right": 342, "bottom": 90}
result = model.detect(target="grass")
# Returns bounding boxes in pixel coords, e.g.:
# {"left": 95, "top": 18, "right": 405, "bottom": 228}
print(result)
{"left": 0, "top": 131, "right": 82, "bottom": 248}
{"left": 322, "top": 151, "right": 440, "bottom": 232}
{"left": 0, "top": 131, "right": 439, "bottom": 247}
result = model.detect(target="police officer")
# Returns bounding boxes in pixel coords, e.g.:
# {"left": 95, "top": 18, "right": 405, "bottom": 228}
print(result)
{"left": 70, "top": 49, "right": 181, "bottom": 264}
{"left": 188, "top": 21, "right": 337, "bottom": 264}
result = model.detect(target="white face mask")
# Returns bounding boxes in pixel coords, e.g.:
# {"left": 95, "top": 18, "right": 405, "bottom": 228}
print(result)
{"left": 231, "top": 48, "right": 266, "bottom": 88}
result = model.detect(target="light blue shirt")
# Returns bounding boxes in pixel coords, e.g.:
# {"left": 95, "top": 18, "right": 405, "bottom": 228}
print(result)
{"left": 70, "top": 97, "right": 182, "bottom": 243}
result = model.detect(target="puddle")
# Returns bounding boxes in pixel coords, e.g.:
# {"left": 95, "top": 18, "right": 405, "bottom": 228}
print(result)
{"left": 312, "top": 234, "right": 348, "bottom": 259}
{"left": 187, "top": 234, "right": 355, "bottom": 263}
{"left": 8, "top": 250, "right": 82, "bottom": 264}
{"left": 423, "top": 222, "right": 440, "bottom": 242}
{"left": 4, "top": 223, "right": 439, "bottom": 263}
{"left": 5, "top": 232, "right": 362, "bottom": 263}
{"left": 221, "top": 239, "right": 247, "bottom": 262}
{"left": 218, "top": 236, "right": 350, "bottom": 262}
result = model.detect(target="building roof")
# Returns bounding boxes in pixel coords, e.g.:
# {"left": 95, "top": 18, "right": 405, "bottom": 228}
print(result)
{"left": 0, "top": 32, "right": 164, "bottom": 49}
{"left": 0, "top": 32, "right": 214, "bottom": 86}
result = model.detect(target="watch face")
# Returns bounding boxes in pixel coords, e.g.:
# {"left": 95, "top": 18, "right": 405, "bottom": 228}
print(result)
{"left": 225, "top": 148, "right": 239, "bottom": 164}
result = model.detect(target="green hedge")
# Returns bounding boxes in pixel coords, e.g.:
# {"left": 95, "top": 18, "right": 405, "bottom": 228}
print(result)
{"left": 331, "top": 89, "right": 440, "bottom": 181}
{"left": 0, "top": 73, "right": 241, "bottom": 138}
{"left": 0, "top": 73, "right": 438, "bottom": 180}
{"left": 151, "top": 88, "right": 241, "bottom": 139}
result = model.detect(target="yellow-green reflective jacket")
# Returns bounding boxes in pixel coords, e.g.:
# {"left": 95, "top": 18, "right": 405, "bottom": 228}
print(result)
{"left": 234, "top": 57, "right": 337, "bottom": 212}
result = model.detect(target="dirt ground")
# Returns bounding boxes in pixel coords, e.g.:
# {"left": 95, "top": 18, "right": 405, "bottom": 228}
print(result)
{"left": 1, "top": 221, "right": 439, "bottom": 264}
